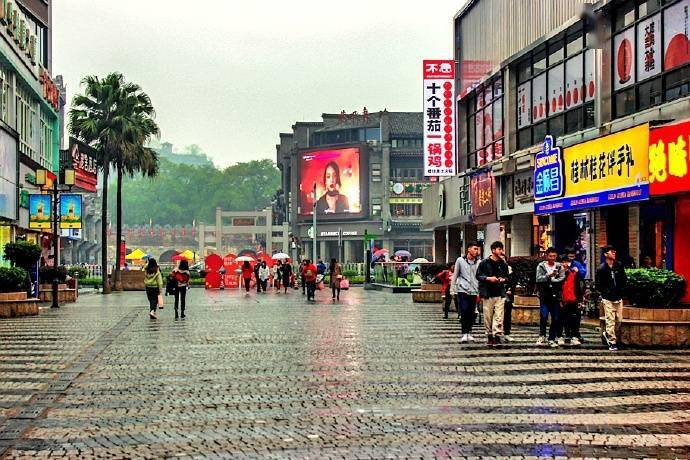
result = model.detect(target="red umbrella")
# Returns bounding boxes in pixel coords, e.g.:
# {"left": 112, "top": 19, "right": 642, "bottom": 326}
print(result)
{"left": 171, "top": 254, "right": 188, "bottom": 262}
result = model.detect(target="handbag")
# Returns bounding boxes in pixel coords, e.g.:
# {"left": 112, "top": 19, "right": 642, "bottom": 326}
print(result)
{"left": 157, "top": 293, "right": 164, "bottom": 309}
{"left": 340, "top": 278, "right": 350, "bottom": 290}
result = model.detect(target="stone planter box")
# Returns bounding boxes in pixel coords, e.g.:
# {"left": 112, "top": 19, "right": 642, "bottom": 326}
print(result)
{"left": 412, "top": 282, "right": 443, "bottom": 303}
{"left": 512, "top": 295, "right": 541, "bottom": 325}
{"left": 0, "top": 292, "right": 40, "bottom": 318}
{"left": 121, "top": 271, "right": 146, "bottom": 291}
{"left": 600, "top": 306, "right": 690, "bottom": 347}
{"left": 38, "top": 287, "right": 77, "bottom": 303}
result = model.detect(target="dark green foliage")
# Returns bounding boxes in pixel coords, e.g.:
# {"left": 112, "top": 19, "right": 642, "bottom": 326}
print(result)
{"left": 79, "top": 277, "right": 103, "bottom": 287}
{"left": 0, "top": 267, "right": 29, "bottom": 293}
{"left": 3, "top": 241, "right": 42, "bottom": 270}
{"left": 39, "top": 266, "right": 68, "bottom": 284}
{"left": 113, "top": 158, "right": 280, "bottom": 225}
{"left": 67, "top": 266, "right": 89, "bottom": 279}
{"left": 508, "top": 256, "right": 542, "bottom": 296}
{"left": 420, "top": 264, "right": 447, "bottom": 283}
{"left": 625, "top": 268, "right": 687, "bottom": 307}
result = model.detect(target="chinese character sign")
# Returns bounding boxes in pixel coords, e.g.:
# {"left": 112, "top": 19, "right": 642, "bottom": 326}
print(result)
{"left": 470, "top": 171, "right": 495, "bottom": 224}
{"left": 423, "top": 59, "right": 455, "bottom": 176}
{"left": 649, "top": 119, "right": 690, "bottom": 195}
{"left": 534, "top": 135, "right": 564, "bottom": 201}
{"left": 68, "top": 138, "right": 98, "bottom": 193}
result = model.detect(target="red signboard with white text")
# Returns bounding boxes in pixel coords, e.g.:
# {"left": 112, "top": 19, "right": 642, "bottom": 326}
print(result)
{"left": 68, "top": 138, "right": 98, "bottom": 193}
{"left": 423, "top": 60, "right": 456, "bottom": 177}
{"left": 649, "top": 119, "right": 690, "bottom": 196}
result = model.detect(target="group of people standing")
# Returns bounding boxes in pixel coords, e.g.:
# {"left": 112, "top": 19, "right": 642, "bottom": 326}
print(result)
{"left": 440, "top": 241, "right": 626, "bottom": 351}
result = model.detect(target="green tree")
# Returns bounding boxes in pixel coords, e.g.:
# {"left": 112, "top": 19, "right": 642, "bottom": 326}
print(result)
{"left": 69, "top": 73, "right": 160, "bottom": 293}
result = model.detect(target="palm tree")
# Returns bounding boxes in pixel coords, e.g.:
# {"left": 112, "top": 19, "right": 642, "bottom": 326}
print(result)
{"left": 68, "top": 73, "right": 159, "bottom": 293}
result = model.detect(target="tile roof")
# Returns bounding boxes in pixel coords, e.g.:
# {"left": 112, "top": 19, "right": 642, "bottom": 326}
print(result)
{"left": 389, "top": 112, "right": 423, "bottom": 137}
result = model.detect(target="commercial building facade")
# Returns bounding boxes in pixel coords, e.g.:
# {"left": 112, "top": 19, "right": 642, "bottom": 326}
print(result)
{"left": 277, "top": 110, "right": 433, "bottom": 263}
{"left": 422, "top": 0, "right": 690, "bottom": 300}
{"left": 0, "top": 0, "right": 61, "bottom": 266}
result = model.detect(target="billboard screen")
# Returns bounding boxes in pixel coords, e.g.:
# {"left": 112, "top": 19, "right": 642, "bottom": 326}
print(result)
{"left": 299, "top": 147, "right": 364, "bottom": 219}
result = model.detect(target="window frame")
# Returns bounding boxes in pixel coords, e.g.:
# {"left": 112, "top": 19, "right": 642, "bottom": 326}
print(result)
{"left": 464, "top": 74, "right": 504, "bottom": 169}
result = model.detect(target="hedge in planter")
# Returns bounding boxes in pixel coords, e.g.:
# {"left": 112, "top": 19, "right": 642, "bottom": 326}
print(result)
{"left": 39, "top": 265, "right": 68, "bottom": 284}
{"left": 0, "top": 267, "right": 29, "bottom": 293}
{"left": 507, "top": 256, "right": 542, "bottom": 296}
{"left": 625, "top": 268, "right": 687, "bottom": 307}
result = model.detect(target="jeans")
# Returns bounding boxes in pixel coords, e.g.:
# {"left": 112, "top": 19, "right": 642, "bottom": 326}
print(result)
{"left": 482, "top": 296, "right": 505, "bottom": 337}
{"left": 331, "top": 285, "right": 341, "bottom": 299}
{"left": 301, "top": 275, "right": 306, "bottom": 294}
{"left": 174, "top": 287, "right": 187, "bottom": 316}
{"left": 561, "top": 302, "right": 580, "bottom": 339}
{"left": 503, "top": 298, "right": 513, "bottom": 335}
{"left": 145, "top": 287, "right": 159, "bottom": 313}
{"left": 259, "top": 279, "right": 268, "bottom": 292}
{"left": 306, "top": 281, "right": 316, "bottom": 299}
{"left": 457, "top": 293, "right": 477, "bottom": 334}
{"left": 540, "top": 299, "right": 560, "bottom": 340}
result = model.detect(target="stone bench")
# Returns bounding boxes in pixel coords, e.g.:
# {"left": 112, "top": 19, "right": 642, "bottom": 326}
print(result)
{"left": 412, "top": 283, "right": 443, "bottom": 304}
{"left": 38, "top": 286, "right": 77, "bottom": 303}
{"left": 0, "top": 292, "right": 40, "bottom": 318}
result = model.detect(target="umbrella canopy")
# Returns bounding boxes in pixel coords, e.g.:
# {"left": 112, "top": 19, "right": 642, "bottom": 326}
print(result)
{"left": 412, "top": 257, "right": 429, "bottom": 263}
{"left": 272, "top": 252, "right": 290, "bottom": 260}
{"left": 171, "top": 254, "right": 188, "bottom": 262}
{"left": 125, "top": 248, "right": 146, "bottom": 260}
{"left": 235, "top": 256, "right": 255, "bottom": 263}
{"left": 373, "top": 248, "right": 388, "bottom": 258}
{"left": 394, "top": 250, "right": 412, "bottom": 258}
{"left": 180, "top": 250, "right": 196, "bottom": 261}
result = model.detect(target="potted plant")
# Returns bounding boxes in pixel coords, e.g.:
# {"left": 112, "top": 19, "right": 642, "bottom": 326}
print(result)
{"left": 625, "top": 268, "right": 687, "bottom": 307}
{"left": 507, "top": 256, "right": 542, "bottom": 297}
{"left": 0, "top": 267, "right": 29, "bottom": 294}
{"left": 3, "top": 241, "right": 41, "bottom": 296}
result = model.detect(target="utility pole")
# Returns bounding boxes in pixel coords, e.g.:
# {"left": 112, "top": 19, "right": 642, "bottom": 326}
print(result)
{"left": 312, "top": 182, "right": 317, "bottom": 263}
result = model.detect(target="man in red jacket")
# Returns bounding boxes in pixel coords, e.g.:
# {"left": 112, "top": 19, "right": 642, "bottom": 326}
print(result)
{"left": 435, "top": 262, "right": 455, "bottom": 319}
{"left": 302, "top": 259, "right": 318, "bottom": 301}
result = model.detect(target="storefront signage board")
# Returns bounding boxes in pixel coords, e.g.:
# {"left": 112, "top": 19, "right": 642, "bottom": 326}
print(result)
{"left": 470, "top": 170, "right": 496, "bottom": 224}
{"left": 535, "top": 125, "right": 650, "bottom": 214}
{"left": 423, "top": 59, "right": 456, "bottom": 176}
{"left": 649, "top": 119, "right": 690, "bottom": 195}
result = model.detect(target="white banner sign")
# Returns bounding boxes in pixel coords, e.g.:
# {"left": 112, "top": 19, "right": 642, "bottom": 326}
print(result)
{"left": 423, "top": 59, "right": 456, "bottom": 176}
{"left": 638, "top": 13, "right": 661, "bottom": 80}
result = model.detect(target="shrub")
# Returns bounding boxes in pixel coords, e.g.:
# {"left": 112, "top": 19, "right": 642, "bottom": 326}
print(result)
{"left": 0, "top": 267, "right": 29, "bottom": 293}
{"left": 79, "top": 277, "right": 103, "bottom": 287}
{"left": 625, "top": 268, "right": 687, "bottom": 307}
{"left": 189, "top": 278, "right": 206, "bottom": 286}
{"left": 67, "top": 266, "right": 89, "bottom": 279}
{"left": 508, "top": 256, "right": 543, "bottom": 296}
{"left": 39, "top": 265, "right": 68, "bottom": 284}
{"left": 3, "top": 241, "right": 41, "bottom": 270}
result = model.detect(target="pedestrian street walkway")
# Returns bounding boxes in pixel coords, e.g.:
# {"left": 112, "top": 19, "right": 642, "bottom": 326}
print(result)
{"left": 1, "top": 288, "right": 690, "bottom": 458}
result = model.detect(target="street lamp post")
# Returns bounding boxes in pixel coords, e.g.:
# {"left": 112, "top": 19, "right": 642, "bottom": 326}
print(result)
{"left": 36, "top": 168, "right": 75, "bottom": 309}
{"left": 312, "top": 182, "right": 317, "bottom": 263}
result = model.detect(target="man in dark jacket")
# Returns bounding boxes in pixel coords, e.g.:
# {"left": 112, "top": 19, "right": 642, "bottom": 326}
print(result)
{"left": 596, "top": 245, "right": 627, "bottom": 351}
{"left": 476, "top": 241, "right": 509, "bottom": 346}
{"left": 535, "top": 247, "right": 566, "bottom": 347}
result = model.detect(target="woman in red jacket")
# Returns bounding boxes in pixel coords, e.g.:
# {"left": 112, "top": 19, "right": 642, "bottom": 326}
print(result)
{"left": 241, "top": 261, "right": 254, "bottom": 293}
{"left": 435, "top": 262, "right": 455, "bottom": 319}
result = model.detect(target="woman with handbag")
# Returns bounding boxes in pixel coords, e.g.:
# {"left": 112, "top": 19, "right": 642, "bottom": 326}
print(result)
{"left": 172, "top": 259, "right": 191, "bottom": 319}
{"left": 329, "top": 258, "right": 343, "bottom": 301}
{"left": 144, "top": 258, "right": 164, "bottom": 319}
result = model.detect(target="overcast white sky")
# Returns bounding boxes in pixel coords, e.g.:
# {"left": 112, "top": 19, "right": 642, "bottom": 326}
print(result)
{"left": 53, "top": 1, "right": 463, "bottom": 167}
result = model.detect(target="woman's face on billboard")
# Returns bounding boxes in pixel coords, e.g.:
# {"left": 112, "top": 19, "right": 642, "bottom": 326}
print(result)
{"left": 325, "top": 165, "right": 338, "bottom": 191}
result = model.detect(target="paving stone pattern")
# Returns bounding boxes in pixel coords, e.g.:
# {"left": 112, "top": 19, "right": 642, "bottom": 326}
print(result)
{"left": 1, "top": 288, "right": 690, "bottom": 459}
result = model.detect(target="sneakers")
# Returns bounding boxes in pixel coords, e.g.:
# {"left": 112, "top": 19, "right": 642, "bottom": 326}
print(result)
{"left": 609, "top": 344, "right": 618, "bottom": 351}
{"left": 536, "top": 336, "right": 547, "bottom": 346}
{"left": 602, "top": 331, "right": 613, "bottom": 347}
{"left": 493, "top": 336, "right": 502, "bottom": 346}
{"left": 487, "top": 335, "right": 495, "bottom": 347}
{"left": 460, "top": 334, "right": 469, "bottom": 343}
{"left": 467, "top": 334, "right": 476, "bottom": 343}
{"left": 557, "top": 337, "right": 566, "bottom": 346}
{"left": 571, "top": 337, "right": 582, "bottom": 346}
{"left": 149, "top": 311, "right": 157, "bottom": 319}
{"left": 548, "top": 340, "right": 559, "bottom": 348}
{"left": 503, "top": 335, "right": 514, "bottom": 342}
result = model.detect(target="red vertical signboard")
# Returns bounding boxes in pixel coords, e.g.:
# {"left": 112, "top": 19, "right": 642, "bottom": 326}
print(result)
{"left": 119, "top": 241, "right": 126, "bottom": 268}
{"left": 423, "top": 60, "right": 456, "bottom": 177}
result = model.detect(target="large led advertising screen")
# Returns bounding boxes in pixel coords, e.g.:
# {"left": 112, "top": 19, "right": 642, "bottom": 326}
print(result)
{"left": 299, "top": 147, "right": 365, "bottom": 220}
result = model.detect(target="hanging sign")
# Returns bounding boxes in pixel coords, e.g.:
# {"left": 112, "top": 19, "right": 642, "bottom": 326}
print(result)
{"left": 423, "top": 59, "right": 456, "bottom": 176}
{"left": 29, "top": 194, "right": 51, "bottom": 229}
{"left": 59, "top": 194, "right": 82, "bottom": 229}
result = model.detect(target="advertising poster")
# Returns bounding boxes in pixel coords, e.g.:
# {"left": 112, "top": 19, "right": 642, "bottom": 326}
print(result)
{"left": 299, "top": 147, "right": 362, "bottom": 217}
{"left": 637, "top": 13, "right": 661, "bottom": 80}
{"left": 664, "top": 0, "right": 690, "bottom": 71}
{"left": 585, "top": 49, "right": 596, "bottom": 102}
{"left": 565, "top": 56, "right": 583, "bottom": 110}
{"left": 59, "top": 194, "right": 82, "bottom": 229}
{"left": 614, "top": 27, "right": 636, "bottom": 90}
{"left": 493, "top": 98, "right": 503, "bottom": 159}
{"left": 423, "top": 59, "right": 456, "bottom": 176}
{"left": 517, "top": 82, "right": 531, "bottom": 128}
{"left": 470, "top": 171, "right": 496, "bottom": 224}
{"left": 648, "top": 119, "right": 690, "bottom": 195}
{"left": 68, "top": 138, "right": 98, "bottom": 193}
{"left": 547, "top": 63, "right": 564, "bottom": 115}
{"left": 532, "top": 72, "right": 547, "bottom": 123}
{"left": 29, "top": 194, "right": 51, "bottom": 229}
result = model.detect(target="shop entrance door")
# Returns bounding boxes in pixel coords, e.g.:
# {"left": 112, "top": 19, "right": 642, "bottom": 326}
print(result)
{"left": 604, "top": 205, "right": 631, "bottom": 266}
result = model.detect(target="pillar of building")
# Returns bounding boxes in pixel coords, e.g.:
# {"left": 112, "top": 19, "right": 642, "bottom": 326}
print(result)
{"left": 198, "top": 223, "right": 206, "bottom": 256}
{"left": 628, "top": 204, "right": 640, "bottom": 266}
{"left": 447, "top": 226, "right": 462, "bottom": 261}
{"left": 319, "top": 241, "right": 327, "bottom": 261}
{"left": 433, "top": 229, "right": 446, "bottom": 263}
{"left": 343, "top": 240, "right": 353, "bottom": 263}
{"left": 510, "top": 214, "right": 533, "bottom": 256}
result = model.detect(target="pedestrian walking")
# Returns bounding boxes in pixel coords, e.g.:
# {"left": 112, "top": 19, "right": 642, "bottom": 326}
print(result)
{"left": 241, "top": 261, "right": 253, "bottom": 293}
{"left": 559, "top": 255, "right": 584, "bottom": 346}
{"left": 302, "top": 259, "right": 317, "bottom": 300}
{"left": 328, "top": 258, "right": 343, "bottom": 301}
{"left": 565, "top": 247, "right": 586, "bottom": 342}
{"left": 535, "top": 247, "right": 566, "bottom": 348}
{"left": 476, "top": 241, "right": 509, "bottom": 346}
{"left": 172, "top": 259, "right": 190, "bottom": 319}
{"left": 144, "top": 258, "right": 163, "bottom": 319}
{"left": 254, "top": 261, "right": 262, "bottom": 292}
{"left": 258, "top": 261, "right": 270, "bottom": 293}
{"left": 450, "top": 242, "right": 480, "bottom": 343}
{"left": 273, "top": 261, "right": 282, "bottom": 290}
{"left": 300, "top": 260, "right": 308, "bottom": 295}
{"left": 502, "top": 255, "right": 516, "bottom": 342}
{"left": 281, "top": 261, "right": 293, "bottom": 294}
{"left": 435, "top": 262, "right": 455, "bottom": 319}
{"left": 596, "top": 245, "right": 627, "bottom": 351}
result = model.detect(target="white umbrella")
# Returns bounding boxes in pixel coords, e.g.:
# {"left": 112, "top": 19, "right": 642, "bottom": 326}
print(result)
{"left": 412, "top": 257, "right": 430, "bottom": 263}
{"left": 272, "top": 252, "right": 290, "bottom": 260}
{"left": 235, "top": 256, "right": 255, "bottom": 262}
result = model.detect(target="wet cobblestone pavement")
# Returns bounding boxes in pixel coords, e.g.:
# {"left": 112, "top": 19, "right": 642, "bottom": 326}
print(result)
{"left": 2, "top": 288, "right": 690, "bottom": 459}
